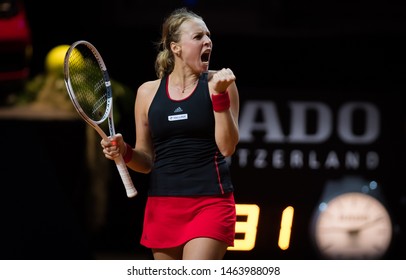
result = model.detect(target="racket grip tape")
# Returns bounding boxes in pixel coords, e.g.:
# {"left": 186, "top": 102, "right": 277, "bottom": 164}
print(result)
{"left": 114, "top": 155, "right": 138, "bottom": 198}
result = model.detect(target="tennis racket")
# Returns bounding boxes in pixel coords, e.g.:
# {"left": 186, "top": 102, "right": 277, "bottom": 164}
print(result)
{"left": 63, "top": 40, "right": 137, "bottom": 198}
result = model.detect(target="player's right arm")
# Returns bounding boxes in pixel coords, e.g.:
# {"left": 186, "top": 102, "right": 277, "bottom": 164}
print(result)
{"left": 125, "top": 80, "right": 159, "bottom": 174}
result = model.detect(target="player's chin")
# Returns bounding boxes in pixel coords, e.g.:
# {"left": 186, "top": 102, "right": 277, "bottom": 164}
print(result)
{"left": 200, "top": 62, "right": 209, "bottom": 72}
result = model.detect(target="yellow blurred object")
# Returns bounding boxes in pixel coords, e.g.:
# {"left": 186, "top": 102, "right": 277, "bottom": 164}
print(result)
{"left": 45, "top": 45, "right": 70, "bottom": 75}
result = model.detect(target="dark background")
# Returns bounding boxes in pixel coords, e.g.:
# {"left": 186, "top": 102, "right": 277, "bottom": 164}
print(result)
{"left": 23, "top": 0, "right": 406, "bottom": 92}
{"left": 1, "top": 0, "right": 405, "bottom": 260}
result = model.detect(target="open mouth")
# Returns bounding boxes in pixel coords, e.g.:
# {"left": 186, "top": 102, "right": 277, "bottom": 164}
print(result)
{"left": 201, "top": 50, "right": 210, "bottom": 63}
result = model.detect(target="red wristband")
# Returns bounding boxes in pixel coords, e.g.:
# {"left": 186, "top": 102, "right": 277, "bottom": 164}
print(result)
{"left": 212, "top": 91, "right": 230, "bottom": 112}
{"left": 123, "top": 143, "right": 133, "bottom": 163}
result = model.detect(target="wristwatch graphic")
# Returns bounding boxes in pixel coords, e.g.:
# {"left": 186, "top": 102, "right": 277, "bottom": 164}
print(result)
{"left": 310, "top": 176, "right": 393, "bottom": 259}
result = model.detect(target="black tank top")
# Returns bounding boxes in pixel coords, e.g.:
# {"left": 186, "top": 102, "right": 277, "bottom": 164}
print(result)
{"left": 147, "top": 73, "right": 233, "bottom": 196}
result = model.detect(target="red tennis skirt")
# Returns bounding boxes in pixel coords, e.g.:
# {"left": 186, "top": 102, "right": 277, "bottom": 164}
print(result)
{"left": 140, "top": 192, "right": 236, "bottom": 249}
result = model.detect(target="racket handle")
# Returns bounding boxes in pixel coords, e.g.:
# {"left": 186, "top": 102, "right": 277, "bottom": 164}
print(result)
{"left": 114, "top": 155, "right": 138, "bottom": 198}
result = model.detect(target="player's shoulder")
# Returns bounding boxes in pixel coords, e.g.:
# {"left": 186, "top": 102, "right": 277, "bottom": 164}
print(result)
{"left": 207, "top": 70, "right": 217, "bottom": 81}
{"left": 137, "top": 79, "right": 161, "bottom": 96}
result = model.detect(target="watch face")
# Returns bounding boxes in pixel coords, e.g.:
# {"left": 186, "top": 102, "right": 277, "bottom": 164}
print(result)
{"left": 313, "top": 192, "right": 392, "bottom": 259}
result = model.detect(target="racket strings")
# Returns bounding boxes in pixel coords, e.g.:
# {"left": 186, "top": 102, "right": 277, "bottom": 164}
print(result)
{"left": 68, "top": 45, "right": 109, "bottom": 122}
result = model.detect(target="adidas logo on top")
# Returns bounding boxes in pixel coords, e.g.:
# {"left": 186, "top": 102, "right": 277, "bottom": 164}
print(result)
{"left": 174, "top": 107, "right": 183, "bottom": 113}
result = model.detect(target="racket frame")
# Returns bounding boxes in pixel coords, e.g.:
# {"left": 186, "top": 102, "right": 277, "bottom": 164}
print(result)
{"left": 64, "top": 40, "right": 137, "bottom": 198}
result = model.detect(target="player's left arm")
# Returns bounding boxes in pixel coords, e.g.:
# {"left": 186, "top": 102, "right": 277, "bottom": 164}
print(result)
{"left": 209, "top": 68, "right": 240, "bottom": 157}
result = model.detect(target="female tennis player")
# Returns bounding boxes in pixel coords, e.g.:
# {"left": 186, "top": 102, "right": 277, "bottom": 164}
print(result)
{"left": 101, "top": 7, "right": 239, "bottom": 260}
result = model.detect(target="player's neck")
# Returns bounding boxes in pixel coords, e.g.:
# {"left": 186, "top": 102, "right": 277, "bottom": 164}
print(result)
{"left": 169, "top": 73, "right": 199, "bottom": 94}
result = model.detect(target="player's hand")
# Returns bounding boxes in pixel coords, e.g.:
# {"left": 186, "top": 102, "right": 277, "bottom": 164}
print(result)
{"left": 208, "top": 68, "right": 236, "bottom": 94}
{"left": 101, "top": 133, "right": 125, "bottom": 160}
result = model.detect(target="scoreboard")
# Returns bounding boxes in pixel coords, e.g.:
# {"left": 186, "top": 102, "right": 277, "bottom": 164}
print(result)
{"left": 225, "top": 87, "right": 405, "bottom": 259}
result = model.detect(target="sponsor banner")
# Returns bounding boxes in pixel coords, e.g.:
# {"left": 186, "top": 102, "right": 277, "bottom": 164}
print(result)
{"left": 227, "top": 87, "right": 405, "bottom": 259}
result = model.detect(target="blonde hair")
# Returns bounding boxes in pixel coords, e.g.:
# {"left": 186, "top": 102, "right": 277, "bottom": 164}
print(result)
{"left": 154, "top": 8, "right": 203, "bottom": 78}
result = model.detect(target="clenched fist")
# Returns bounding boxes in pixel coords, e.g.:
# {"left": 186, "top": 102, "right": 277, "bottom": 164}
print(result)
{"left": 208, "top": 68, "right": 236, "bottom": 94}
